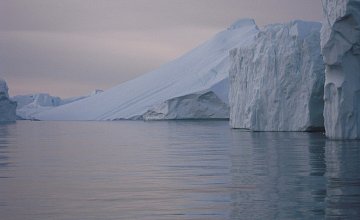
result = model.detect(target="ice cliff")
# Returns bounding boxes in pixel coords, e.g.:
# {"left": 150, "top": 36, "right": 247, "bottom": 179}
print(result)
{"left": 34, "top": 19, "right": 259, "bottom": 121}
{"left": 229, "top": 21, "right": 325, "bottom": 131}
{"left": 13, "top": 93, "right": 68, "bottom": 119}
{"left": 321, "top": 0, "right": 360, "bottom": 139}
{"left": 0, "top": 78, "right": 17, "bottom": 122}
{"left": 141, "top": 79, "right": 229, "bottom": 120}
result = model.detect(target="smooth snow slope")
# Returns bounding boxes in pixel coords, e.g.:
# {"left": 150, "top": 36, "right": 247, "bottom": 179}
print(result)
{"left": 35, "top": 19, "right": 259, "bottom": 121}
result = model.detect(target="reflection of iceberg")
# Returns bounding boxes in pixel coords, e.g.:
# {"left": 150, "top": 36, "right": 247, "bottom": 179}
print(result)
{"left": 325, "top": 141, "right": 360, "bottom": 218}
{"left": 308, "top": 135, "right": 327, "bottom": 216}
{"left": 0, "top": 124, "right": 12, "bottom": 173}
{"left": 229, "top": 132, "right": 327, "bottom": 219}
{"left": 228, "top": 133, "right": 360, "bottom": 219}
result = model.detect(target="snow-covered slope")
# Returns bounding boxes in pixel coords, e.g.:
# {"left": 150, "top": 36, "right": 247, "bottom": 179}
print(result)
{"left": 0, "top": 78, "right": 16, "bottom": 122}
{"left": 35, "top": 19, "right": 259, "bottom": 121}
{"left": 321, "top": 0, "right": 360, "bottom": 139}
{"left": 12, "top": 90, "right": 102, "bottom": 119}
{"left": 229, "top": 21, "right": 325, "bottom": 131}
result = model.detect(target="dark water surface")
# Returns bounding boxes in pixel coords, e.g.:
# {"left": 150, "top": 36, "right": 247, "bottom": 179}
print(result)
{"left": 0, "top": 121, "right": 359, "bottom": 220}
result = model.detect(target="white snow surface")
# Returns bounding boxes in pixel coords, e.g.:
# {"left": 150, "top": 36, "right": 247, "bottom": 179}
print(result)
{"left": 35, "top": 19, "right": 259, "bottom": 121}
{"left": 12, "top": 90, "right": 102, "bottom": 119}
{"left": 229, "top": 20, "right": 325, "bottom": 131}
{"left": 0, "top": 78, "right": 16, "bottom": 122}
{"left": 321, "top": 0, "right": 360, "bottom": 139}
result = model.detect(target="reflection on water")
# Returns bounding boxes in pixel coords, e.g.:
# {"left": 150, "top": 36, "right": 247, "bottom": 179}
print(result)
{"left": 0, "top": 123, "right": 14, "bottom": 175}
{"left": 0, "top": 123, "right": 15, "bottom": 209}
{"left": 229, "top": 132, "right": 329, "bottom": 219}
{"left": 0, "top": 121, "right": 359, "bottom": 220}
{"left": 325, "top": 141, "right": 360, "bottom": 219}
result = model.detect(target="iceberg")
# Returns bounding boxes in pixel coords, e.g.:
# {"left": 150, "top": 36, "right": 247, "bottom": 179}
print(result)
{"left": 12, "top": 90, "right": 102, "bottom": 120}
{"left": 0, "top": 78, "right": 17, "bottom": 122}
{"left": 229, "top": 21, "right": 325, "bottom": 131}
{"left": 35, "top": 19, "right": 259, "bottom": 121}
{"left": 13, "top": 93, "right": 68, "bottom": 120}
{"left": 321, "top": 0, "right": 360, "bottom": 139}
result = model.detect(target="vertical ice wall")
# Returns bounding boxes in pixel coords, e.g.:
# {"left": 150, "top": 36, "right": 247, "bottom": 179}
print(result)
{"left": 229, "top": 21, "right": 325, "bottom": 131}
{"left": 0, "top": 78, "right": 17, "bottom": 122}
{"left": 321, "top": 0, "right": 360, "bottom": 139}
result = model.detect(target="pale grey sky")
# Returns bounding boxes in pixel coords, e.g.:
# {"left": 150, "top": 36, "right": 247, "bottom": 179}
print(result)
{"left": 0, "top": 0, "right": 323, "bottom": 97}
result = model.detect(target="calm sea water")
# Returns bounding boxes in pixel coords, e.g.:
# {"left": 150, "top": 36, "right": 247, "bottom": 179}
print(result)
{"left": 0, "top": 120, "right": 359, "bottom": 220}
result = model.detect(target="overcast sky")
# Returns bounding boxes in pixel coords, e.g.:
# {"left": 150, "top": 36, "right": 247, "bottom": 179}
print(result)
{"left": 1, "top": 0, "right": 323, "bottom": 98}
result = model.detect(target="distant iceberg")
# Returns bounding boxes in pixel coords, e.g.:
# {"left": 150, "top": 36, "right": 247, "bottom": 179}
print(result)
{"left": 0, "top": 78, "right": 17, "bottom": 122}
{"left": 35, "top": 19, "right": 259, "bottom": 121}
{"left": 12, "top": 89, "right": 103, "bottom": 120}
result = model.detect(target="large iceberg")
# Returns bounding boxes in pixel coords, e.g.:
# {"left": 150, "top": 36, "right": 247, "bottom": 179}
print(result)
{"left": 321, "top": 0, "right": 360, "bottom": 139}
{"left": 0, "top": 78, "right": 17, "bottom": 122}
{"left": 229, "top": 21, "right": 325, "bottom": 131}
{"left": 35, "top": 19, "right": 259, "bottom": 121}
{"left": 12, "top": 90, "right": 103, "bottom": 120}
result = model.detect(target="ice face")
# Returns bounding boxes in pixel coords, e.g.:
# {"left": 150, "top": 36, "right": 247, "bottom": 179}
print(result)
{"left": 12, "top": 93, "right": 89, "bottom": 120}
{"left": 0, "top": 78, "right": 9, "bottom": 98}
{"left": 229, "top": 21, "right": 325, "bottom": 131}
{"left": 321, "top": 0, "right": 360, "bottom": 139}
{"left": 0, "top": 78, "right": 16, "bottom": 122}
{"left": 141, "top": 90, "right": 229, "bottom": 120}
